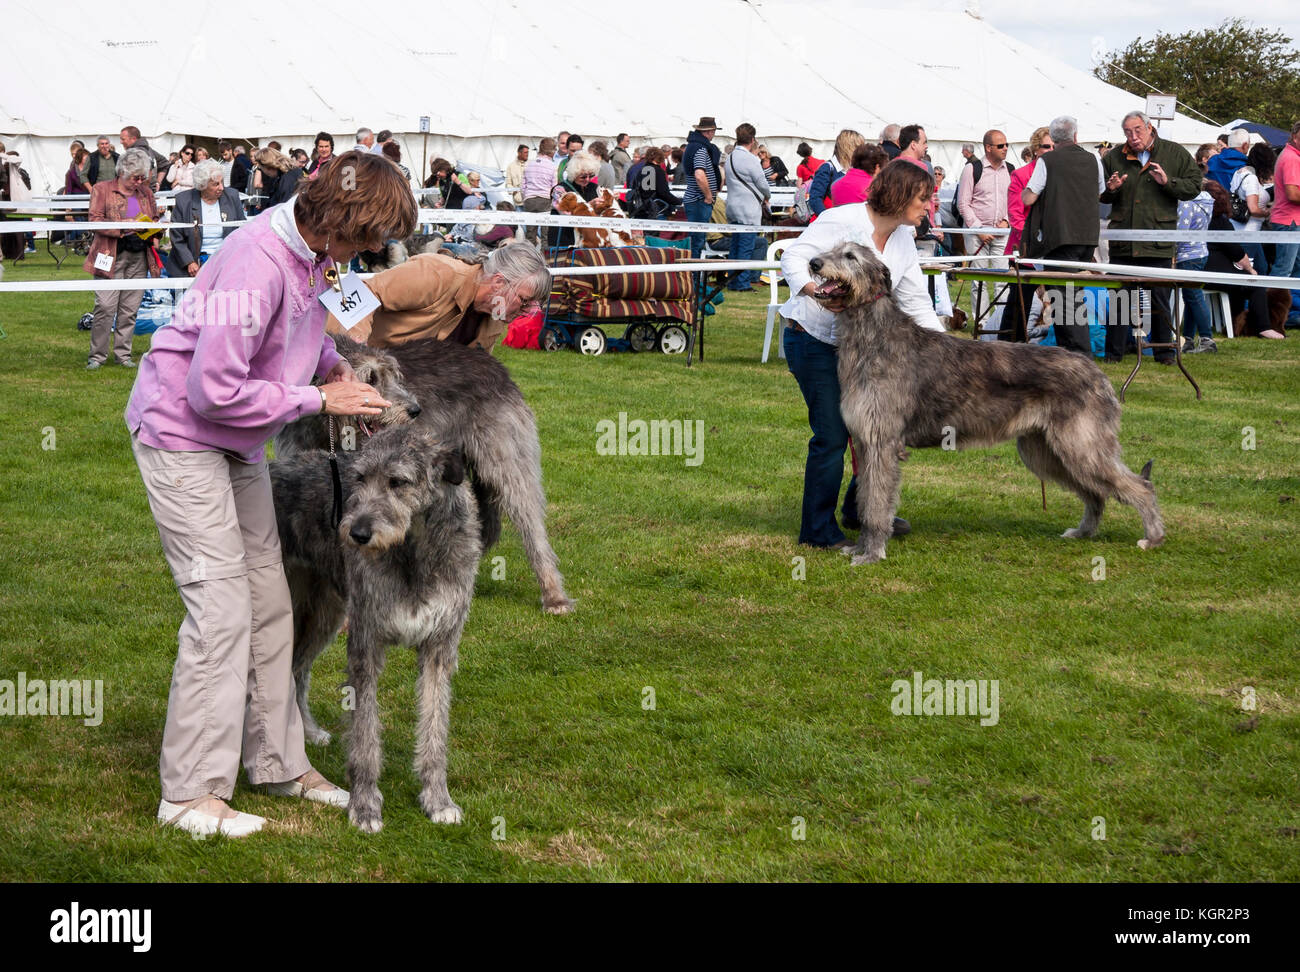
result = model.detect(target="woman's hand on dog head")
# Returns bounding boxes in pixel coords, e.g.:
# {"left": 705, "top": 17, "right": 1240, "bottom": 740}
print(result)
{"left": 320, "top": 380, "right": 391, "bottom": 416}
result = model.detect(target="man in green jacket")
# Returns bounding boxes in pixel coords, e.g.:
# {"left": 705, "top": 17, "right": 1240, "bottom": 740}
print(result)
{"left": 1100, "top": 111, "right": 1202, "bottom": 363}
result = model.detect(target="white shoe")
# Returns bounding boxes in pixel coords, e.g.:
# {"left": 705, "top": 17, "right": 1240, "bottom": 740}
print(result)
{"left": 266, "top": 771, "right": 350, "bottom": 808}
{"left": 158, "top": 796, "right": 264, "bottom": 838}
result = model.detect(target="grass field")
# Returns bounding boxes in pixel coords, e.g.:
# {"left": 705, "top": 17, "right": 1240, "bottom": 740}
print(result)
{"left": 1, "top": 248, "right": 1298, "bottom": 882}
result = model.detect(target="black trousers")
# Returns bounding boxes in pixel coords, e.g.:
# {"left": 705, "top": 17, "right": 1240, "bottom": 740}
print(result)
{"left": 1043, "top": 244, "right": 1096, "bottom": 356}
{"left": 996, "top": 280, "right": 1035, "bottom": 342}
{"left": 999, "top": 244, "right": 1095, "bottom": 349}
{"left": 1106, "top": 254, "right": 1176, "bottom": 361}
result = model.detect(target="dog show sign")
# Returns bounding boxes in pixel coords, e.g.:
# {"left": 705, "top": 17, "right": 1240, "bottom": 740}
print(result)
{"left": 1145, "top": 93, "right": 1177, "bottom": 122}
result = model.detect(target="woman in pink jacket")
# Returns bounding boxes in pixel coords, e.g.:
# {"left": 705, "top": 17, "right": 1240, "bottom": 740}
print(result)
{"left": 1004, "top": 127, "right": 1053, "bottom": 254}
{"left": 126, "top": 151, "right": 416, "bottom": 837}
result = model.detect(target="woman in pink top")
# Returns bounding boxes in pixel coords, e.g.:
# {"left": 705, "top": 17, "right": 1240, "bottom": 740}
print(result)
{"left": 126, "top": 151, "right": 416, "bottom": 837}
{"left": 1005, "top": 127, "right": 1053, "bottom": 254}
{"left": 830, "top": 144, "right": 888, "bottom": 207}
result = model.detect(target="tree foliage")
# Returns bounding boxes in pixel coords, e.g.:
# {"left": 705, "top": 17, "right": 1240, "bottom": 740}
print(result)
{"left": 1093, "top": 18, "right": 1300, "bottom": 130}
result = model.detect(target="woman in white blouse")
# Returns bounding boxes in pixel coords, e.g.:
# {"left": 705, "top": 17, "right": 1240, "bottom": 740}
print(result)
{"left": 166, "top": 144, "right": 197, "bottom": 191}
{"left": 779, "top": 159, "right": 942, "bottom": 549}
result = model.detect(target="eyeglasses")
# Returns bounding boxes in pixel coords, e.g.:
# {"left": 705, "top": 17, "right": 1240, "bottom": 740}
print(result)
{"left": 182, "top": 150, "right": 193, "bottom": 157}
{"left": 989, "top": 143, "right": 1008, "bottom": 150}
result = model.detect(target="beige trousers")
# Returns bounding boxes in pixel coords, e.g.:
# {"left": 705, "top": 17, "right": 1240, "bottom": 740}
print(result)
{"left": 131, "top": 434, "right": 310, "bottom": 803}
{"left": 89, "top": 249, "right": 147, "bottom": 365}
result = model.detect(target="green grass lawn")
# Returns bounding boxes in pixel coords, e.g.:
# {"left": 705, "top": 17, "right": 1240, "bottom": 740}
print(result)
{"left": 1, "top": 249, "right": 1297, "bottom": 881}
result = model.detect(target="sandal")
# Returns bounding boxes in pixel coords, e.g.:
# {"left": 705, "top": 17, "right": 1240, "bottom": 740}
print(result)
{"left": 158, "top": 795, "right": 264, "bottom": 838}
{"left": 266, "top": 769, "right": 350, "bottom": 808}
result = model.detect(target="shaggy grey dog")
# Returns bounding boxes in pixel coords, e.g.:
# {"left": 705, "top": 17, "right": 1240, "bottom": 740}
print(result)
{"left": 811, "top": 241, "right": 1165, "bottom": 565}
{"left": 271, "top": 425, "right": 482, "bottom": 831}
{"left": 275, "top": 334, "right": 572, "bottom": 615}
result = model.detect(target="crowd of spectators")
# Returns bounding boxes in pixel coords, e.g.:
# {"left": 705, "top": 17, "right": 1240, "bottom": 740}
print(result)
{"left": 10, "top": 113, "right": 1299, "bottom": 355}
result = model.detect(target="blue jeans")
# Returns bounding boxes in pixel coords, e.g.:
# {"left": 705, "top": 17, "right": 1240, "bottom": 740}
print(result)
{"left": 1267, "top": 221, "right": 1300, "bottom": 280}
{"left": 728, "top": 230, "right": 757, "bottom": 288}
{"left": 1176, "top": 257, "right": 1212, "bottom": 340}
{"left": 684, "top": 199, "right": 712, "bottom": 260}
{"left": 784, "top": 325, "right": 855, "bottom": 546}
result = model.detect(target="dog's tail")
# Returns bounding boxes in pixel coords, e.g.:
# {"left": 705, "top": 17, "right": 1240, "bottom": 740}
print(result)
{"left": 1140, "top": 459, "right": 1154, "bottom": 482}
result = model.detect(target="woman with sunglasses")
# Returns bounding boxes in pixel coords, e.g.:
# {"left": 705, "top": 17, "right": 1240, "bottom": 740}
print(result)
{"left": 166, "top": 144, "right": 198, "bottom": 190}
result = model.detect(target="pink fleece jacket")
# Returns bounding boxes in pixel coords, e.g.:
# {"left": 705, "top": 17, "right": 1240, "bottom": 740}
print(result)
{"left": 125, "top": 206, "right": 339, "bottom": 463}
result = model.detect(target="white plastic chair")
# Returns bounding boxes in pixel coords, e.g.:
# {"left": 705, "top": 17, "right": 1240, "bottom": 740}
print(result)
{"left": 761, "top": 239, "right": 790, "bottom": 363}
{"left": 1174, "top": 288, "right": 1234, "bottom": 339}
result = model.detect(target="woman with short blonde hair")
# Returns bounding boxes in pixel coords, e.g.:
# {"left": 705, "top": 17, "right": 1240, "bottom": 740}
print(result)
{"left": 809, "top": 129, "right": 865, "bottom": 216}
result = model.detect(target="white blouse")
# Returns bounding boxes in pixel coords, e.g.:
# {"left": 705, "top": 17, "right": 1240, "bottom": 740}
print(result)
{"left": 779, "top": 202, "right": 942, "bottom": 345}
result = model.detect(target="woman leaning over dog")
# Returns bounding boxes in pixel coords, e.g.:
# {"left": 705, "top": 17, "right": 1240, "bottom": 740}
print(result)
{"left": 125, "top": 150, "right": 416, "bottom": 837}
{"left": 780, "top": 159, "right": 944, "bottom": 549}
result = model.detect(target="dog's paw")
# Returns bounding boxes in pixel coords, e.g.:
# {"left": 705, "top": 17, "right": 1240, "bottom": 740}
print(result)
{"left": 424, "top": 803, "right": 463, "bottom": 825}
{"left": 543, "top": 597, "right": 574, "bottom": 616}
{"left": 348, "top": 807, "right": 384, "bottom": 833}
{"left": 348, "top": 791, "right": 383, "bottom": 832}
{"left": 304, "top": 726, "right": 332, "bottom": 746}
{"left": 1137, "top": 535, "right": 1164, "bottom": 550}
{"left": 850, "top": 550, "right": 885, "bottom": 566}
{"left": 1061, "top": 528, "right": 1084, "bottom": 539}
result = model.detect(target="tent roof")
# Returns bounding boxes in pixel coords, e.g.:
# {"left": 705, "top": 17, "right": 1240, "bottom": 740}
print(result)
{"left": 2, "top": 0, "right": 1221, "bottom": 146}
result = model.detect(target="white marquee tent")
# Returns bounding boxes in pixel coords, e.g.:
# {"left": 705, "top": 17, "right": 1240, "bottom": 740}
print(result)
{"left": 2, "top": 0, "right": 1222, "bottom": 194}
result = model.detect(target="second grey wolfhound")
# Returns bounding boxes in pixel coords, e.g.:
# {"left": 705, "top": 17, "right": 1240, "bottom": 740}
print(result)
{"left": 271, "top": 425, "right": 482, "bottom": 831}
{"left": 810, "top": 241, "right": 1164, "bottom": 565}
{"left": 275, "top": 334, "right": 572, "bottom": 615}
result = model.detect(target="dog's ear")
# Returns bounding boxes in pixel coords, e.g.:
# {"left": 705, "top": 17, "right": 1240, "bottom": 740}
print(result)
{"left": 439, "top": 449, "right": 466, "bottom": 486}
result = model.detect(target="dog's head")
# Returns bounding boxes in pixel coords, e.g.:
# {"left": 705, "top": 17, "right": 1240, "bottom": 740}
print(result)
{"left": 339, "top": 426, "right": 468, "bottom": 553}
{"left": 333, "top": 334, "right": 422, "bottom": 437}
{"left": 556, "top": 191, "right": 589, "bottom": 217}
{"left": 807, "top": 242, "right": 892, "bottom": 307}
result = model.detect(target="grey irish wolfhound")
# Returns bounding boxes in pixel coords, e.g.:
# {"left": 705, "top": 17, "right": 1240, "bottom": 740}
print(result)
{"left": 809, "top": 241, "right": 1165, "bottom": 565}
{"left": 271, "top": 425, "right": 482, "bottom": 831}
{"left": 274, "top": 333, "right": 572, "bottom": 615}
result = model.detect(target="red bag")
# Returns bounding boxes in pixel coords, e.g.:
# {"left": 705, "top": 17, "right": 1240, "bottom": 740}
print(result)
{"left": 503, "top": 310, "right": 544, "bottom": 349}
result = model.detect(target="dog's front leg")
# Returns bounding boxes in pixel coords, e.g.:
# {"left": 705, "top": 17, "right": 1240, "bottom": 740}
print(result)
{"left": 415, "top": 635, "right": 462, "bottom": 824}
{"left": 345, "top": 621, "right": 387, "bottom": 833}
{"left": 848, "top": 435, "right": 903, "bottom": 566}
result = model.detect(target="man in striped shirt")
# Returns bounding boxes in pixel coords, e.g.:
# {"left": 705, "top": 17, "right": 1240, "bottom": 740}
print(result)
{"left": 682, "top": 116, "right": 724, "bottom": 260}
{"left": 521, "top": 138, "right": 558, "bottom": 245}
